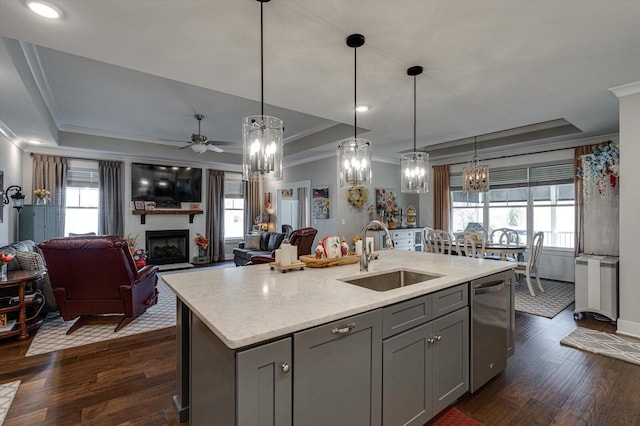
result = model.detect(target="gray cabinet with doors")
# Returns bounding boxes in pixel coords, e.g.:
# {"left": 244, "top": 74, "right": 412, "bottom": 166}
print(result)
{"left": 293, "top": 309, "right": 382, "bottom": 426}
{"left": 382, "top": 284, "right": 469, "bottom": 425}
{"left": 18, "top": 205, "right": 60, "bottom": 243}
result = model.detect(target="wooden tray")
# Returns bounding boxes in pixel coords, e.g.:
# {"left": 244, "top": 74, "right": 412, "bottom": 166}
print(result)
{"left": 299, "top": 253, "right": 361, "bottom": 268}
{"left": 269, "top": 261, "right": 306, "bottom": 273}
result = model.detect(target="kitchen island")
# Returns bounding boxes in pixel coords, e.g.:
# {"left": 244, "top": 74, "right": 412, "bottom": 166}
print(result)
{"left": 162, "top": 250, "right": 515, "bottom": 425}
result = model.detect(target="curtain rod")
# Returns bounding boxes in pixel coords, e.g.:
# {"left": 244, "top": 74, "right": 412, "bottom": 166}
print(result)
{"left": 444, "top": 146, "right": 576, "bottom": 167}
{"left": 28, "top": 152, "right": 120, "bottom": 162}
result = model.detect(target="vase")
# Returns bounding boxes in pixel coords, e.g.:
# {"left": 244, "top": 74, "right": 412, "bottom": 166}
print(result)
{"left": 135, "top": 259, "right": 146, "bottom": 269}
{"left": 36, "top": 197, "right": 47, "bottom": 205}
{"left": 198, "top": 247, "right": 206, "bottom": 257}
{"left": 1, "top": 264, "right": 7, "bottom": 281}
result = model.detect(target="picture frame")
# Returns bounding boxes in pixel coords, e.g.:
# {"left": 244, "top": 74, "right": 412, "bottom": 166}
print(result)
{"left": 134, "top": 200, "right": 145, "bottom": 210}
{"left": 143, "top": 201, "right": 156, "bottom": 210}
{"left": 312, "top": 186, "right": 330, "bottom": 219}
{"left": 281, "top": 188, "right": 293, "bottom": 198}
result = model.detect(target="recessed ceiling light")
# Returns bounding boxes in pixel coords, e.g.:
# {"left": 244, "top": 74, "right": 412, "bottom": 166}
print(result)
{"left": 27, "top": 139, "right": 42, "bottom": 144}
{"left": 355, "top": 105, "right": 370, "bottom": 112}
{"left": 26, "top": 1, "right": 61, "bottom": 19}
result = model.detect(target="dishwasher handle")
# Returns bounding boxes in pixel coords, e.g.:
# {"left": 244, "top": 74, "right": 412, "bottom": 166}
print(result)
{"left": 473, "top": 280, "right": 505, "bottom": 295}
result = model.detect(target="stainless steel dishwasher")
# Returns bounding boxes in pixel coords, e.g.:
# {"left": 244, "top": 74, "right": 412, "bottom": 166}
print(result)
{"left": 470, "top": 272, "right": 508, "bottom": 392}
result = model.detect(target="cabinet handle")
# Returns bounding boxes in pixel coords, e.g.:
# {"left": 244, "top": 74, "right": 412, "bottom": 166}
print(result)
{"left": 281, "top": 363, "right": 290, "bottom": 373}
{"left": 435, "top": 335, "right": 442, "bottom": 341}
{"left": 331, "top": 322, "right": 356, "bottom": 334}
{"left": 427, "top": 338, "right": 435, "bottom": 344}
{"left": 505, "top": 279, "right": 512, "bottom": 287}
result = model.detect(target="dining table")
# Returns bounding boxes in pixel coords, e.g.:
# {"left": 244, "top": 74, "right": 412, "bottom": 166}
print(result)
{"left": 482, "top": 242, "right": 527, "bottom": 261}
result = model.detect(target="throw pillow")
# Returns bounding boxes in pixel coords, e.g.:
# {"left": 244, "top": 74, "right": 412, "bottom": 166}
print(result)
{"left": 244, "top": 234, "right": 262, "bottom": 250}
{"left": 16, "top": 251, "right": 46, "bottom": 271}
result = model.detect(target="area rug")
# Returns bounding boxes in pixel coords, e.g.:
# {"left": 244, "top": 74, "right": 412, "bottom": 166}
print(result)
{"left": 514, "top": 279, "right": 574, "bottom": 319}
{"left": 560, "top": 327, "right": 640, "bottom": 366}
{"left": 25, "top": 280, "right": 176, "bottom": 357}
{"left": 0, "top": 380, "right": 20, "bottom": 425}
{"left": 429, "top": 406, "right": 483, "bottom": 426}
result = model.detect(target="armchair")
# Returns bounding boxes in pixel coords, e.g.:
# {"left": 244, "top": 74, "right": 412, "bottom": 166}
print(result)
{"left": 38, "top": 235, "right": 159, "bottom": 334}
{"left": 250, "top": 227, "right": 318, "bottom": 264}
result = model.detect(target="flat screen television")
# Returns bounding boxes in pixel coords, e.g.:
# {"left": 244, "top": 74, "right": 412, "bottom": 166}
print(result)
{"left": 131, "top": 162, "right": 202, "bottom": 207}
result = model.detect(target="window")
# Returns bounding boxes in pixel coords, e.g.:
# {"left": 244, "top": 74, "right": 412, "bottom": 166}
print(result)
{"left": 450, "top": 162, "right": 575, "bottom": 249}
{"left": 224, "top": 178, "right": 244, "bottom": 240}
{"left": 65, "top": 165, "right": 99, "bottom": 235}
{"left": 224, "top": 198, "right": 244, "bottom": 239}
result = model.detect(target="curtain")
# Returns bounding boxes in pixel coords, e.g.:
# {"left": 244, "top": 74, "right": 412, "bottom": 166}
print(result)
{"left": 433, "top": 165, "right": 450, "bottom": 232}
{"left": 32, "top": 154, "right": 67, "bottom": 234}
{"left": 574, "top": 145, "right": 592, "bottom": 256}
{"left": 98, "top": 160, "right": 123, "bottom": 236}
{"left": 297, "top": 186, "right": 308, "bottom": 228}
{"left": 207, "top": 170, "right": 225, "bottom": 262}
{"left": 244, "top": 180, "right": 262, "bottom": 234}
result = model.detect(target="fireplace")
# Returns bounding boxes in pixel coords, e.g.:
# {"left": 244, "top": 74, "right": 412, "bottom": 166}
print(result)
{"left": 146, "top": 229, "right": 189, "bottom": 265}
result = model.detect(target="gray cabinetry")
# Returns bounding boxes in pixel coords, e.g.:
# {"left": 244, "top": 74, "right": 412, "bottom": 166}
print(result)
{"left": 506, "top": 271, "right": 515, "bottom": 357}
{"left": 382, "top": 285, "right": 469, "bottom": 425}
{"left": 293, "top": 309, "right": 382, "bottom": 426}
{"left": 237, "top": 339, "right": 292, "bottom": 426}
{"left": 18, "top": 205, "right": 60, "bottom": 243}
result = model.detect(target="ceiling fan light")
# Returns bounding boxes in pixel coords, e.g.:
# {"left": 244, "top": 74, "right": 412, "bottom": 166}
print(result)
{"left": 191, "top": 144, "right": 208, "bottom": 154}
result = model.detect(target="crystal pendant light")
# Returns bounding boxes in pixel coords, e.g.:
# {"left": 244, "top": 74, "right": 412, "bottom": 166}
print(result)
{"left": 338, "top": 34, "right": 372, "bottom": 188}
{"left": 242, "top": 0, "right": 283, "bottom": 182}
{"left": 462, "top": 136, "right": 490, "bottom": 192}
{"left": 401, "top": 66, "right": 429, "bottom": 193}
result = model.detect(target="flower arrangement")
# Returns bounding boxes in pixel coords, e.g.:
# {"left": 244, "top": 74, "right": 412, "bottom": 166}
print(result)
{"left": 195, "top": 234, "right": 209, "bottom": 249}
{"left": 125, "top": 234, "right": 138, "bottom": 255}
{"left": 577, "top": 141, "right": 619, "bottom": 202}
{"left": 0, "top": 253, "right": 15, "bottom": 267}
{"left": 133, "top": 248, "right": 147, "bottom": 261}
{"left": 33, "top": 188, "right": 51, "bottom": 199}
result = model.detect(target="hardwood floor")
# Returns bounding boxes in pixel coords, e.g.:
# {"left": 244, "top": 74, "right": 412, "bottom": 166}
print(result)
{"left": 1, "top": 304, "right": 638, "bottom": 425}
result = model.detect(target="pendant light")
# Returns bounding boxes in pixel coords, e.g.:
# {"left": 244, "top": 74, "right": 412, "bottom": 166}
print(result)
{"left": 462, "top": 136, "right": 490, "bottom": 192}
{"left": 338, "top": 34, "right": 372, "bottom": 188}
{"left": 401, "top": 66, "right": 429, "bottom": 193}
{"left": 242, "top": 0, "right": 283, "bottom": 182}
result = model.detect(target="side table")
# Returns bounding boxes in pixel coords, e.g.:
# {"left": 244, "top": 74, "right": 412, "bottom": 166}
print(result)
{"left": 0, "top": 269, "right": 46, "bottom": 340}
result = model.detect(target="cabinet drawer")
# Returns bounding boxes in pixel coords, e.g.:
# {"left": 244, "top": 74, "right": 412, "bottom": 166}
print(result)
{"left": 393, "top": 238, "right": 414, "bottom": 247}
{"left": 383, "top": 294, "right": 432, "bottom": 339}
{"left": 432, "top": 284, "right": 468, "bottom": 319}
{"left": 392, "top": 230, "right": 414, "bottom": 239}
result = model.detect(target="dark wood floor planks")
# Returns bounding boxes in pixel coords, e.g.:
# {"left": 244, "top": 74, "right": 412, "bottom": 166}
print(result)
{"left": 1, "top": 303, "right": 640, "bottom": 425}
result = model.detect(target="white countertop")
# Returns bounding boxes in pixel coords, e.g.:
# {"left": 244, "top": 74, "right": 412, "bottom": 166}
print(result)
{"left": 161, "top": 250, "right": 514, "bottom": 349}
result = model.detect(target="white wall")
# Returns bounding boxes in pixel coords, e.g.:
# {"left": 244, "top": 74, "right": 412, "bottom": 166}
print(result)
{"left": 0, "top": 137, "right": 23, "bottom": 245}
{"left": 612, "top": 82, "right": 640, "bottom": 338}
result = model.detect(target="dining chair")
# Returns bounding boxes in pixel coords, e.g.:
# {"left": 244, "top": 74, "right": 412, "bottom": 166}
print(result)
{"left": 515, "top": 231, "right": 544, "bottom": 296}
{"left": 488, "top": 228, "right": 521, "bottom": 261}
{"left": 425, "top": 229, "right": 452, "bottom": 255}
{"left": 420, "top": 227, "right": 433, "bottom": 253}
{"left": 454, "top": 232, "right": 485, "bottom": 258}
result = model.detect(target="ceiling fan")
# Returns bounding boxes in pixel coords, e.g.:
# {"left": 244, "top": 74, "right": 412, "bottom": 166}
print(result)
{"left": 169, "top": 114, "right": 235, "bottom": 154}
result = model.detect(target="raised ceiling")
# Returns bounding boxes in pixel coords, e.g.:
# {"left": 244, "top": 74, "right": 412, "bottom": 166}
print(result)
{"left": 1, "top": 0, "right": 639, "bottom": 167}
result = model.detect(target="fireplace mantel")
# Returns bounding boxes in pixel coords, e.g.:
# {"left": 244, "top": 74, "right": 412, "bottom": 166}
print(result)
{"left": 132, "top": 209, "right": 203, "bottom": 225}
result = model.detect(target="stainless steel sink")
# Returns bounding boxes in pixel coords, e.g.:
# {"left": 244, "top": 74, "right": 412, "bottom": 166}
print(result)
{"left": 340, "top": 269, "right": 441, "bottom": 292}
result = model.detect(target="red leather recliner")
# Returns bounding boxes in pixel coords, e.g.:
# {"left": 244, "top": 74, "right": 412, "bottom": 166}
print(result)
{"left": 38, "top": 235, "right": 159, "bottom": 334}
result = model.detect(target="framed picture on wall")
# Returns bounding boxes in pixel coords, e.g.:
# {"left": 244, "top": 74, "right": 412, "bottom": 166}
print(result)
{"left": 312, "top": 186, "right": 330, "bottom": 219}
{"left": 281, "top": 188, "right": 293, "bottom": 198}
{"left": 134, "top": 200, "right": 145, "bottom": 210}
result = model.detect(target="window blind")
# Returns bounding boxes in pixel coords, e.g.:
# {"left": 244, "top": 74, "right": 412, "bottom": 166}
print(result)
{"left": 67, "top": 168, "right": 99, "bottom": 188}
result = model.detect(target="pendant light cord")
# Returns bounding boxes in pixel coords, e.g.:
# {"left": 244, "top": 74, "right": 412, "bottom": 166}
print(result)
{"left": 474, "top": 136, "right": 478, "bottom": 157}
{"left": 354, "top": 46, "right": 357, "bottom": 139}
{"left": 260, "top": 1, "right": 264, "bottom": 117}
{"left": 413, "top": 75, "right": 417, "bottom": 152}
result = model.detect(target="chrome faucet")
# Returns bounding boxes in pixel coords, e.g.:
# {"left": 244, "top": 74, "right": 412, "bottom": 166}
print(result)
{"left": 360, "top": 220, "right": 394, "bottom": 272}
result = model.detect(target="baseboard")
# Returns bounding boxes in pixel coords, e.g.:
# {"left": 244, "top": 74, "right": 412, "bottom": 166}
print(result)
{"left": 616, "top": 319, "right": 640, "bottom": 339}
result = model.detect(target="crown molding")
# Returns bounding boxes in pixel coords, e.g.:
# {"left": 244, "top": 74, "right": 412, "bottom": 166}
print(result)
{"left": 609, "top": 81, "right": 640, "bottom": 98}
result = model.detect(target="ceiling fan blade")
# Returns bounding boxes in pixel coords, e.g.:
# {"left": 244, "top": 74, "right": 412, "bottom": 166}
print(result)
{"left": 158, "top": 138, "right": 190, "bottom": 143}
{"left": 207, "top": 145, "right": 224, "bottom": 153}
{"left": 178, "top": 144, "right": 193, "bottom": 150}
{"left": 207, "top": 141, "right": 236, "bottom": 146}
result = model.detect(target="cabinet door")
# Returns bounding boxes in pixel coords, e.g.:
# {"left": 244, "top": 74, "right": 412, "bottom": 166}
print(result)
{"left": 237, "top": 338, "right": 292, "bottom": 426}
{"left": 431, "top": 307, "right": 469, "bottom": 414}
{"left": 383, "top": 322, "right": 433, "bottom": 425}
{"left": 293, "top": 309, "right": 382, "bottom": 426}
